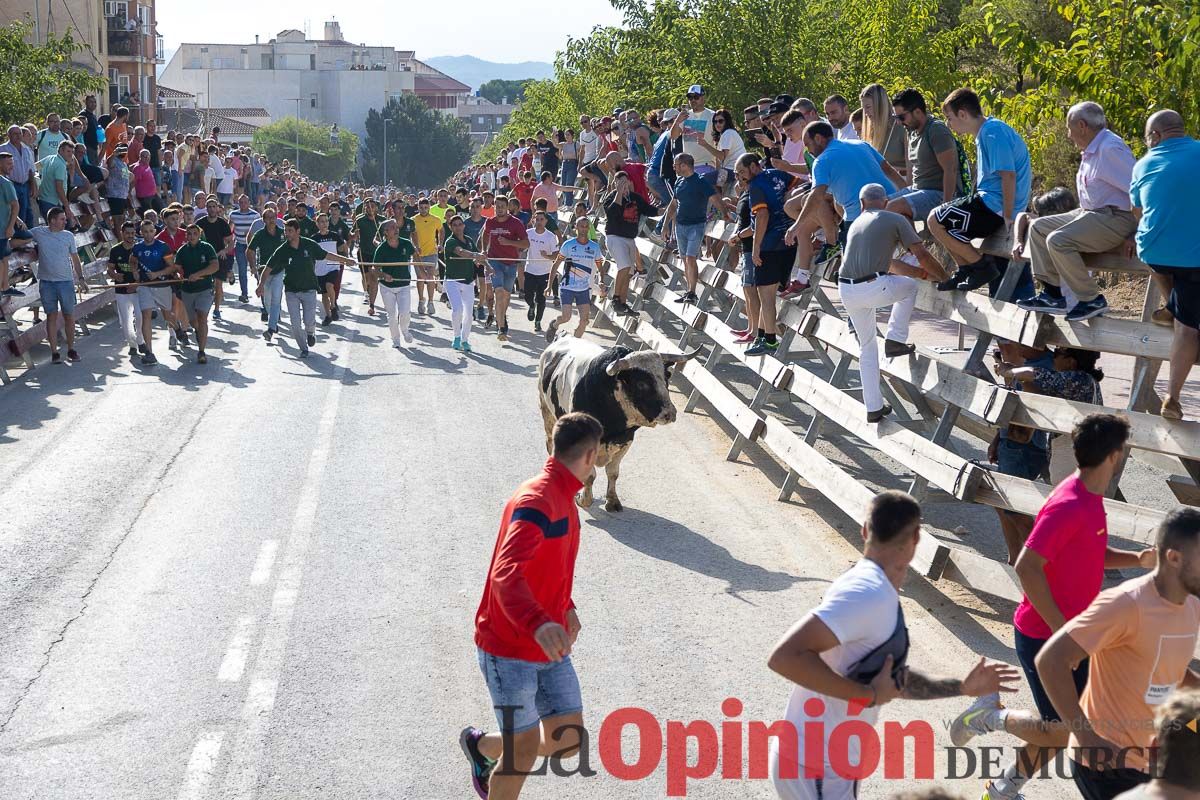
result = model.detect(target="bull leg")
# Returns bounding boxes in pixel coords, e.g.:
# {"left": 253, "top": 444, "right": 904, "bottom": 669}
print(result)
{"left": 539, "top": 400, "right": 557, "bottom": 455}
{"left": 604, "top": 445, "right": 631, "bottom": 512}
{"left": 577, "top": 467, "right": 596, "bottom": 509}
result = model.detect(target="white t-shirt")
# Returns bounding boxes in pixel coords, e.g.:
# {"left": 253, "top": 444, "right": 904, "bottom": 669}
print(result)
{"left": 770, "top": 559, "right": 899, "bottom": 783}
{"left": 217, "top": 167, "right": 237, "bottom": 194}
{"left": 680, "top": 107, "right": 716, "bottom": 167}
{"left": 718, "top": 128, "right": 747, "bottom": 170}
{"left": 524, "top": 227, "right": 559, "bottom": 276}
{"left": 835, "top": 122, "right": 860, "bottom": 141}
{"left": 578, "top": 129, "right": 600, "bottom": 164}
{"left": 314, "top": 238, "right": 340, "bottom": 276}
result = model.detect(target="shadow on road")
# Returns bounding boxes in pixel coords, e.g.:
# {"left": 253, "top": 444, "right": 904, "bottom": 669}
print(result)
{"left": 587, "top": 507, "right": 818, "bottom": 602}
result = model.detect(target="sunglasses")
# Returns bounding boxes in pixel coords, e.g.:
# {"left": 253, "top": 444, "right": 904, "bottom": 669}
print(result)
{"left": 686, "top": 94, "right": 702, "bottom": 99}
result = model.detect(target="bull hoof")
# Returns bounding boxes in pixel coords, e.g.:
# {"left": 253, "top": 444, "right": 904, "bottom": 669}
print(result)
{"left": 605, "top": 498, "right": 624, "bottom": 512}
{"left": 576, "top": 492, "right": 594, "bottom": 509}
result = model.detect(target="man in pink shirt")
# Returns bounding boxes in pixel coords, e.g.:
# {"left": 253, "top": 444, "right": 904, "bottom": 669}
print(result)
{"left": 948, "top": 413, "right": 1155, "bottom": 800}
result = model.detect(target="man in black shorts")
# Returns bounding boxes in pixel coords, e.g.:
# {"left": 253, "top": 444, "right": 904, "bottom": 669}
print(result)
{"left": 735, "top": 152, "right": 798, "bottom": 357}
{"left": 195, "top": 198, "right": 234, "bottom": 320}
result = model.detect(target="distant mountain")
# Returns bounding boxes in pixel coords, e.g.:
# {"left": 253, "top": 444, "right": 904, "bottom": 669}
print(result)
{"left": 424, "top": 55, "right": 553, "bottom": 92}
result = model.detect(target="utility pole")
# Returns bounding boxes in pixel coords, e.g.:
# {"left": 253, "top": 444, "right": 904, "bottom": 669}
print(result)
{"left": 286, "top": 97, "right": 302, "bottom": 170}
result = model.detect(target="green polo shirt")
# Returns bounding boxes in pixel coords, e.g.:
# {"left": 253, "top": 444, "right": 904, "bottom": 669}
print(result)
{"left": 354, "top": 214, "right": 380, "bottom": 254}
{"left": 289, "top": 215, "right": 318, "bottom": 239}
{"left": 266, "top": 237, "right": 326, "bottom": 293}
{"left": 37, "top": 155, "right": 68, "bottom": 205}
{"left": 443, "top": 235, "right": 477, "bottom": 283}
{"left": 176, "top": 241, "right": 219, "bottom": 293}
{"left": 373, "top": 239, "right": 415, "bottom": 287}
{"left": 248, "top": 225, "right": 285, "bottom": 263}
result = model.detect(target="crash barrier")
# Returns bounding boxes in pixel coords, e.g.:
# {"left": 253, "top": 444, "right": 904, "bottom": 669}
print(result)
{"left": 575, "top": 213, "right": 1192, "bottom": 602}
{"left": 1, "top": 196, "right": 119, "bottom": 383}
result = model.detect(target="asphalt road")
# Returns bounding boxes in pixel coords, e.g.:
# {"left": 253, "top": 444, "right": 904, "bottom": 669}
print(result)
{"left": 1, "top": 285, "right": 1056, "bottom": 799}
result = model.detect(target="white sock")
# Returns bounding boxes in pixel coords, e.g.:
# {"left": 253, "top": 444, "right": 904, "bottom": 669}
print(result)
{"left": 991, "top": 762, "right": 1029, "bottom": 798}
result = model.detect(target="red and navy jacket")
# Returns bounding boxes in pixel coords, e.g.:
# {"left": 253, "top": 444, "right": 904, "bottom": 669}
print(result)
{"left": 474, "top": 457, "right": 582, "bottom": 663}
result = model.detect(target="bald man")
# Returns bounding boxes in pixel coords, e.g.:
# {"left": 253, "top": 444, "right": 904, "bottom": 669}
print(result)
{"left": 1129, "top": 109, "right": 1200, "bottom": 420}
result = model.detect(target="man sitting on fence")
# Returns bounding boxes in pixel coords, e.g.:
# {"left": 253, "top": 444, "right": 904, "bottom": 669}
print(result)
{"left": 1017, "top": 102, "right": 1137, "bottom": 322}
{"left": 1129, "top": 109, "right": 1200, "bottom": 421}
{"left": 838, "top": 183, "right": 946, "bottom": 422}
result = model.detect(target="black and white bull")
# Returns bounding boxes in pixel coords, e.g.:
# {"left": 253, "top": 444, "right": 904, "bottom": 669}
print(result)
{"left": 538, "top": 337, "right": 699, "bottom": 511}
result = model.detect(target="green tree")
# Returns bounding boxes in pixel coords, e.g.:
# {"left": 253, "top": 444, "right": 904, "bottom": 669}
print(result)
{"left": 478, "top": 79, "right": 532, "bottom": 104}
{"left": 252, "top": 117, "right": 358, "bottom": 183}
{"left": 360, "top": 95, "right": 473, "bottom": 188}
{"left": 0, "top": 19, "right": 106, "bottom": 123}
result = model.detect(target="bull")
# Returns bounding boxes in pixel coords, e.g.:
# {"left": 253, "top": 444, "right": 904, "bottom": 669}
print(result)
{"left": 538, "top": 336, "right": 700, "bottom": 511}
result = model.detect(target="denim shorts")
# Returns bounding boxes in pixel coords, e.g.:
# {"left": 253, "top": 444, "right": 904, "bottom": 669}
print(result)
{"left": 39, "top": 279, "right": 76, "bottom": 314}
{"left": 489, "top": 260, "right": 517, "bottom": 292}
{"left": 675, "top": 222, "right": 706, "bottom": 258}
{"left": 477, "top": 648, "right": 583, "bottom": 734}
{"left": 740, "top": 250, "right": 756, "bottom": 287}
{"left": 561, "top": 288, "right": 591, "bottom": 307}
{"left": 996, "top": 437, "right": 1049, "bottom": 481}
{"left": 888, "top": 187, "right": 946, "bottom": 222}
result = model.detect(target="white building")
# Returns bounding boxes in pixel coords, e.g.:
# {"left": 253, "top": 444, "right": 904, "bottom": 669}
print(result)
{"left": 158, "top": 20, "right": 470, "bottom": 142}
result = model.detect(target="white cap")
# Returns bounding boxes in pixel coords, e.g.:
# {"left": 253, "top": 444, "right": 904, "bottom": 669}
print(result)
{"left": 662, "top": 108, "right": 680, "bottom": 122}
{"left": 687, "top": 84, "right": 704, "bottom": 96}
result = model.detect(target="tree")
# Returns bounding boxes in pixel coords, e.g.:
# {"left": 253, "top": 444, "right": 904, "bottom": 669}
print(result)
{"left": 478, "top": 79, "right": 532, "bottom": 104}
{"left": 360, "top": 95, "right": 473, "bottom": 188}
{"left": 0, "top": 19, "right": 107, "bottom": 123}
{"left": 252, "top": 117, "right": 358, "bottom": 183}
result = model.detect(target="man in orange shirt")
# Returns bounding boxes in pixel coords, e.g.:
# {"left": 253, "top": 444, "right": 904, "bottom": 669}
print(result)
{"left": 104, "top": 106, "right": 130, "bottom": 160}
{"left": 1038, "top": 507, "right": 1200, "bottom": 800}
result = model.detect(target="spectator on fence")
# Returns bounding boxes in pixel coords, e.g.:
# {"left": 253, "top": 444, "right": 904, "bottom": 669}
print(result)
{"left": 1010, "top": 187, "right": 1078, "bottom": 313}
{"left": 79, "top": 95, "right": 100, "bottom": 165}
{"left": 622, "top": 110, "right": 653, "bottom": 164}
{"left": 35, "top": 114, "right": 70, "bottom": 163}
{"left": 952, "top": 414, "right": 1154, "bottom": 800}
{"left": 1, "top": 125, "right": 37, "bottom": 229}
{"left": 1129, "top": 109, "right": 1200, "bottom": 421}
{"left": 599, "top": 170, "right": 659, "bottom": 315}
{"left": 531, "top": 171, "right": 574, "bottom": 221}
{"left": 646, "top": 108, "right": 679, "bottom": 206}
{"left": 1114, "top": 689, "right": 1200, "bottom": 799}
{"left": 143, "top": 120, "right": 162, "bottom": 186}
{"left": 929, "top": 88, "right": 1032, "bottom": 292}
{"left": 0, "top": 151, "right": 31, "bottom": 299}
{"left": 835, "top": 183, "right": 946, "bottom": 422}
{"left": 1015, "top": 102, "right": 1138, "bottom": 322}
{"left": 67, "top": 143, "right": 101, "bottom": 209}
{"left": 1037, "top": 506, "right": 1200, "bottom": 800}
{"left": 729, "top": 173, "right": 762, "bottom": 344}
{"left": 885, "top": 88, "right": 962, "bottom": 225}
{"left": 29, "top": 207, "right": 85, "bottom": 363}
{"left": 37, "top": 140, "right": 77, "bottom": 227}
{"left": 824, "top": 95, "right": 859, "bottom": 141}
{"left": 132, "top": 149, "right": 161, "bottom": 215}
{"left": 692, "top": 108, "right": 747, "bottom": 193}
{"left": 673, "top": 85, "right": 717, "bottom": 172}
{"left": 860, "top": 83, "right": 908, "bottom": 176}
{"left": 663, "top": 153, "right": 723, "bottom": 304}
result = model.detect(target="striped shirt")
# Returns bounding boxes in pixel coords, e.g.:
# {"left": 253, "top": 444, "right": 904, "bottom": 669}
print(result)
{"left": 229, "top": 209, "right": 262, "bottom": 245}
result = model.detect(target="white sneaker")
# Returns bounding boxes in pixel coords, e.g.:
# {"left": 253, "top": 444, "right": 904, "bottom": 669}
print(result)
{"left": 403, "top": 332, "right": 414, "bottom": 344}
{"left": 393, "top": 338, "right": 403, "bottom": 349}
{"left": 949, "top": 692, "right": 1002, "bottom": 747}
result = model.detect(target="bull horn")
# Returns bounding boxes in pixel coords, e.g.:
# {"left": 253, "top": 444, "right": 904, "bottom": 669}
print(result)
{"left": 663, "top": 346, "right": 703, "bottom": 364}
{"left": 605, "top": 358, "right": 631, "bottom": 376}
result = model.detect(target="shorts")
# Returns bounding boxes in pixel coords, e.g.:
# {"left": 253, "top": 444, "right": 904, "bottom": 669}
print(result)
{"left": 889, "top": 187, "right": 947, "bottom": 221}
{"left": 754, "top": 248, "right": 796, "bottom": 287}
{"left": 216, "top": 255, "right": 232, "bottom": 281}
{"left": 675, "top": 222, "right": 706, "bottom": 258}
{"left": 607, "top": 234, "right": 638, "bottom": 271}
{"left": 932, "top": 193, "right": 1005, "bottom": 244}
{"left": 180, "top": 288, "right": 214, "bottom": 317}
{"left": 477, "top": 648, "right": 583, "bottom": 734}
{"left": 561, "top": 288, "right": 591, "bottom": 307}
{"left": 1014, "top": 628, "right": 1088, "bottom": 722}
{"left": 1151, "top": 265, "right": 1200, "bottom": 330}
{"left": 996, "top": 437, "right": 1049, "bottom": 481}
{"left": 416, "top": 254, "right": 439, "bottom": 282}
{"left": 137, "top": 285, "right": 173, "bottom": 311}
{"left": 38, "top": 279, "right": 76, "bottom": 314}
{"left": 489, "top": 260, "right": 517, "bottom": 292}
{"left": 739, "top": 250, "right": 756, "bottom": 286}
{"left": 317, "top": 270, "right": 340, "bottom": 291}
{"left": 106, "top": 197, "right": 129, "bottom": 215}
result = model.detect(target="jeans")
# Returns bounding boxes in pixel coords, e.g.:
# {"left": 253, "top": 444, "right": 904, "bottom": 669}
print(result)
{"left": 13, "top": 181, "right": 34, "bottom": 228}
{"left": 248, "top": 182, "right": 260, "bottom": 205}
{"left": 379, "top": 283, "right": 411, "bottom": 344}
{"left": 560, "top": 159, "right": 578, "bottom": 206}
{"left": 646, "top": 171, "right": 672, "bottom": 207}
{"left": 284, "top": 290, "right": 317, "bottom": 350}
{"left": 171, "top": 169, "right": 184, "bottom": 201}
{"left": 263, "top": 271, "right": 284, "bottom": 331}
{"left": 840, "top": 274, "right": 918, "bottom": 412}
{"left": 523, "top": 272, "right": 549, "bottom": 323}
{"left": 234, "top": 243, "right": 249, "bottom": 298}
{"left": 446, "top": 280, "right": 474, "bottom": 343}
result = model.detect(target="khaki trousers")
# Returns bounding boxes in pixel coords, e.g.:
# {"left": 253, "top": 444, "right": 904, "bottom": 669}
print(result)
{"left": 1028, "top": 207, "right": 1136, "bottom": 301}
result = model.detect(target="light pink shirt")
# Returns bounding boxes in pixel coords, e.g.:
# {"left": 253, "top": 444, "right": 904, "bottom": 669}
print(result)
{"left": 531, "top": 182, "right": 560, "bottom": 213}
{"left": 1077, "top": 128, "right": 1135, "bottom": 211}
{"left": 782, "top": 135, "right": 805, "bottom": 165}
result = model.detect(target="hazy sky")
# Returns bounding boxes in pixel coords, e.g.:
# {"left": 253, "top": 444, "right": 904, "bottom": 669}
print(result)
{"left": 159, "top": 0, "right": 626, "bottom": 63}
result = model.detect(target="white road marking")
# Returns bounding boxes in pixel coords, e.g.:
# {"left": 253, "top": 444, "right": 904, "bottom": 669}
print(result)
{"left": 176, "top": 730, "right": 225, "bottom": 800}
{"left": 216, "top": 615, "right": 257, "bottom": 682}
{"left": 217, "top": 333, "right": 355, "bottom": 799}
{"left": 248, "top": 540, "right": 278, "bottom": 586}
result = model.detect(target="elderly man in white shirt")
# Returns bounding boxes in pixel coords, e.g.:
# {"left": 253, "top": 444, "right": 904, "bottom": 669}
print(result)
{"left": 1018, "top": 101, "right": 1137, "bottom": 322}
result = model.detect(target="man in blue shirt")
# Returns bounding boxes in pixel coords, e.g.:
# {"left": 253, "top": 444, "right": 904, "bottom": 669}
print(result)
{"left": 788, "top": 121, "right": 905, "bottom": 287}
{"left": 929, "top": 88, "right": 1032, "bottom": 292}
{"left": 663, "top": 153, "right": 724, "bottom": 303}
{"left": 1131, "top": 109, "right": 1200, "bottom": 420}
{"left": 737, "top": 153, "right": 799, "bottom": 356}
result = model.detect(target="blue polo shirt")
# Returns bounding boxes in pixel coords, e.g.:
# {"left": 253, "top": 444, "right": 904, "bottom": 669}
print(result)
{"left": 672, "top": 173, "right": 716, "bottom": 226}
{"left": 1130, "top": 136, "right": 1200, "bottom": 268}
{"left": 749, "top": 168, "right": 799, "bottom": 252}
{"left": 811, "top": 139, "right": 892, "bottom": 222}
{"left": 975, "top": 117, "right": 1031, "bottom": 220}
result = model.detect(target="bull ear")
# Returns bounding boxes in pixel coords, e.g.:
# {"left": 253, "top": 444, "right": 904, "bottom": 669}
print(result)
{"left": 605, "top": 358, "right": 630, "bottom": 376}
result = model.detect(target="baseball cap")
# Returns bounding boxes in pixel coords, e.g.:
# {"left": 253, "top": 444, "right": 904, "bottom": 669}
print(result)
{"left": 0, "top": 151, "right": 12, "bottom": 159}
{"left": 767, "top": 101, "right": 789, "bottom": 116}
{"left": 661, "top": 108, "right": 680, "bottom": 122}
{"left": 687, "top": 84, "right": 704, "bottom": 96}
{"left": 613, "top": 107, "right": 624, "bottom": 116}
{"left": 775, "top": 94, "right": 796, "bottom": 108}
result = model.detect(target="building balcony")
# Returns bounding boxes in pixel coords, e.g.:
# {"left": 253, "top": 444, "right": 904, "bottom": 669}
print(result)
{"left": 107, "top": 29, "right": 158, "bottom": 61}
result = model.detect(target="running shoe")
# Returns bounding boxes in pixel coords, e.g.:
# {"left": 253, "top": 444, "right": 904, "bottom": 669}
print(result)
{"left": 261, "top": 309, "right": 268, "bottom": 322}
{"left": 814, "top": 242, "right": 841, "bottom": 268}
{"left": 545, "top": 319, "right": 560, "bottom": 343}
{"left": 67, "top": 349, "right": 80, "bottom": 362}
{"left": 730, "top": 328, "right": 750, "bottom": 338}
{"left": 527, "top": 306, "right": 535, "bottom": 322}
{"left": 403, "top": 332, "right": 414, "bottom": 345}
{"left": 534, "top": 322, "right": 543, "bottom": 333}
{"left": 140, "top": 353, "right": 158, "bottom": 366}
{"left": 197, "top": 352, "right": 208, "bottom": 364}
{"left": 498, "top": 326, "right": 509, "bottom": 342}
{"left": 980, "top": 781, "right": 1025, "bottom": 800}
{"left": 51, "top": 351, "right": 62, "bottom": 363}
{"left": 306, "top": 333, "right": 316, "bottom": 347}
{"left": 128, "top": 346, "right": 138, "bottom": 358}
{"left": 1, "top": 286, "right": 22, "bottom": 297}
{"left": 745, "top": 339, "right": 779, "bottom": 356}
{"left": 734, "top": 331, "right": 756, "bottom": 344}
{"left": 299, "top": 348, "right": 309, "bottom": 358}
{"left": 1016, "top": 293, "right": 1069, "bottom": 315}
{"left": 949, "top": 693, "right": 1002, "bottom": 747}
{"left": 332, "top": 308, "right": 340, "bottom": 321}
{"left": 177, "top": 328, "right": 189, "bottom": 347}
{"left": 263, "top": 328, "right": 273, "bottom": 342}
{"left": 452, "top": 337, "right": 462, "bottom": 350}
{"left": 459, "top": 726, "right": 496, "bottom": 800}
{"left": 461, "top": 341, "right": 473, "bottom": 353}
{"left": 322, "top": 315, "right": 332, "bottom": 327}
{"left": 239, "top": 294, "right": 249, "bottom": 303}
{"left": 212, "top": 308, "right": 222, "bottom": 320}
{"left": 1065, "top": 295, "right": 1108, "bottom": 322}
{"left": 779, "top": 280, "right": 810, "bottom": 299}
{"left": 485, "top": 314, "right": 495, "bottom": 329}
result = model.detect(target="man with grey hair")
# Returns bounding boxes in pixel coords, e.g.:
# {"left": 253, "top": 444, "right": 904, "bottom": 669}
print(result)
{"left": 839, "top": 183, "right": 947, "bottom": 422}
{"left": 1018, "top": 101, "right": 1137, "bottom": 321}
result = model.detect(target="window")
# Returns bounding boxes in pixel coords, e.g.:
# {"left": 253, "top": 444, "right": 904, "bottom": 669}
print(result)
{"left": 496, "top": 116, "right": 504, "bottom": 124}
{"left": 310, "top": 93, "right": 318, "bottom": 108}
{"left": 104, "top": 1, "right": 128, "bottom": 18}
{"left": 137, "top": 5, "right": 150, "bottom": 34}
{"left": 310, "top": 54, "right": 317, "bottom": 71}
{"left": 261, "top": 54, "right": 274, "bottom": 70}
{"left": 477, "top": 116, "right": 485, "bottom": 125}
{"left": 187, "top": 57, "right": 201, "bottom": 69}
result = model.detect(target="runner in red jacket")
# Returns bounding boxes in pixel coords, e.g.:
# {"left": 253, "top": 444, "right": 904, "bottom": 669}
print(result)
{"left": 461, "top": 412, "right": 602, "bottom": 800}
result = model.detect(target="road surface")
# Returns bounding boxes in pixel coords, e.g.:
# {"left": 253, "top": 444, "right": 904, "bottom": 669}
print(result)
{"left": 1, "top": 286, "right": 1050, "bottom": 799}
